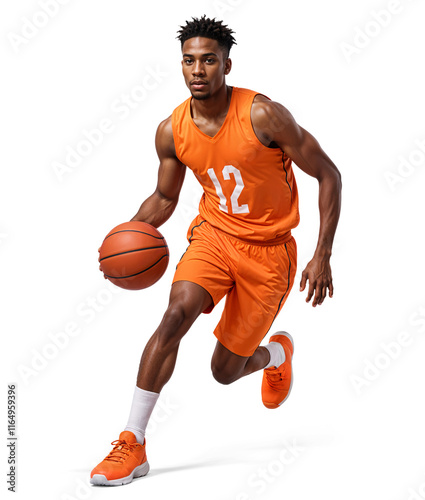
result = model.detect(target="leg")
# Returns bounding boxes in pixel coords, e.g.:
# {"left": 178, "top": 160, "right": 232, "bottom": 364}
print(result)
{"left": 211, "top": 333, "right": 295, "bottom": 409}
{"left": 211, "top": 340, "right": 271, "bottom": 385}
{"left": 90, "top": 281, "right": 213, "bottom": 486}
{"left": 136, "top": 280, "right": 212, "bottom": 393}
{"left": 210, "top": 237, "right": 297, "bottom": 388}
{"left": 91, "top": 225, "right": 222, "bottom": 486}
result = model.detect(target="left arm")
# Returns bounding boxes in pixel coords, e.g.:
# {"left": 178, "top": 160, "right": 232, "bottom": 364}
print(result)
{"left": 251, "top": 97, "right": 342, "bottom": 307}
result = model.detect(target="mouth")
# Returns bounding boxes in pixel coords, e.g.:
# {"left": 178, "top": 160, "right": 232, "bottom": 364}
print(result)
{"left": 190, "top": 80, "right": 207, "bottom": 90}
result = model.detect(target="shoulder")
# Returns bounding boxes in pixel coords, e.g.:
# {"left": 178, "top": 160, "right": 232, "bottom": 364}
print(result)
{"left": 156, "top": 115, "right": 173, "bottom": 140}
{"left": 251, "top": 95, "right": 294, "bottom": 129}
{"left": 251, "top": 94, "right": 299, "bottom": 146}
{"left": 155, "top": 116, "right": 178, "bottom": 158}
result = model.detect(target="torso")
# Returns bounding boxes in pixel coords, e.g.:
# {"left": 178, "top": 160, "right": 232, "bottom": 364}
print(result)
{"left": 171, "top": 87, "right": 300, "bottom": 242}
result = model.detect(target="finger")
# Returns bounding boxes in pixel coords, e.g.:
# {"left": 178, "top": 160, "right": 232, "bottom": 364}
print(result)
{"left": 306, "top": 279, "right": 315, "bottom": 303}
{"left": 329, "top": 281, "right": 334, "bottom": 298}
{"left": 312, "top": 283, "right": 322, "bottom": 307}
{"left": 318, "top": 286, "right": 327, "bottom": 305}
{"left": 300, "top": 271, "right": 307, "bottom": 291}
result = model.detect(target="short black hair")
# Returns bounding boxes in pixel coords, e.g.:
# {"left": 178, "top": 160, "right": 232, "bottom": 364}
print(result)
{"left": 177, "top": 15, "right": 236, "bottom": 58}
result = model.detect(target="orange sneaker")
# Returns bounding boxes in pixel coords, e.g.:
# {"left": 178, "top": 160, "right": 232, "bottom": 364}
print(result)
{"left": 261, "top": 332, "right": 294, "bottom": 409}
{"left": 90, "top": 431, "right": 149, "bottom": 486}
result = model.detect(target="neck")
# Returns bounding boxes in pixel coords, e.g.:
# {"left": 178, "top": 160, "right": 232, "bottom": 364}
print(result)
{"left": 191, "top": 85, "right": 232, "bottom": 120}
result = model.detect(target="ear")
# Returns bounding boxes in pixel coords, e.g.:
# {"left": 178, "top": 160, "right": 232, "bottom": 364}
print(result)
{"left": 224, "top": 58, "right": 232, "bottom": 75}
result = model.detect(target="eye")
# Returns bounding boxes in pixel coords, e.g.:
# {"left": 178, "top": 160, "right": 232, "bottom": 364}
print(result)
{"left": 184, "top": 59, "right": 193, "bottom": 65}
{"left": 206, "top": 58, "right": 215, "bottom": 64}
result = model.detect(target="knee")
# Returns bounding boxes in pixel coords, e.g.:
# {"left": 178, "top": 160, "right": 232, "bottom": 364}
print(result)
{"left": 211, "top": 362, "right": 239, "bottom": 385}
{"left": 162, "top": 302, "right": 187, "bottom": 331}
{"left": 155, "top": 301, "right": 194, "bottom": 348}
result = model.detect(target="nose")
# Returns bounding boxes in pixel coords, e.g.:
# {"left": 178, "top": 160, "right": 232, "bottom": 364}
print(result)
{"left": 192, "top": 60, "right": 205, "bottom": 76}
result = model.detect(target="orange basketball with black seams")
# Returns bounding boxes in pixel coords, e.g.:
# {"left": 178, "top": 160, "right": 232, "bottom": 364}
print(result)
{"left": 99, "top": 221, "right": 169, "bottom": 290}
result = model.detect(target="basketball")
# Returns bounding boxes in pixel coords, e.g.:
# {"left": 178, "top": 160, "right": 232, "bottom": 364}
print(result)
{"left": 98, "top": 221, "right": 169, "bottom": 290}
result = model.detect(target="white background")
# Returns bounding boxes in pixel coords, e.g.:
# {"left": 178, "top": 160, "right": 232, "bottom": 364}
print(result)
{"left": 2, "top": 0, "right": 425, "bottom": 499}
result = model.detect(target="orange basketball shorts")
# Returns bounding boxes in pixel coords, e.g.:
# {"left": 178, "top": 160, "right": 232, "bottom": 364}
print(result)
{"left": 172, "top": 215, "right": 297, "bottom": 357}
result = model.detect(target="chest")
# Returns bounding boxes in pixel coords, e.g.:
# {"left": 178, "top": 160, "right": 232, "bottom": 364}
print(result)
{"left": 191, "top": 114, "right": 228, "bottom": 138}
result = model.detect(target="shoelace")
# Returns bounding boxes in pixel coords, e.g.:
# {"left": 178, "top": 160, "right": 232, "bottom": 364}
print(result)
{"left": 265, "top": 365, "right": 286, "bottom": 390}
{"left": 104, "top": 440, "right": 141, "bottom": 463}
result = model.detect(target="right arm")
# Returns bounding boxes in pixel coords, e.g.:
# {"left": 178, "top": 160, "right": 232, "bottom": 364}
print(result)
{"left": 131, "top": 116, "right": 186, "bottom": 228}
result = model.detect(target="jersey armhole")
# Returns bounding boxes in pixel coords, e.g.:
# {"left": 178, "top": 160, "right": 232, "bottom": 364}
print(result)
{"left": 171, "top": 106, "right": 185, "bottom": 165}
{"left": 244, "top": 92, "right": 278, "bottom": 151}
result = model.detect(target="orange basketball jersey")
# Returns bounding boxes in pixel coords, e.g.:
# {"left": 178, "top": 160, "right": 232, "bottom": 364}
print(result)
{"left": 171, "top": 87, "right": 300, "bottom": 242}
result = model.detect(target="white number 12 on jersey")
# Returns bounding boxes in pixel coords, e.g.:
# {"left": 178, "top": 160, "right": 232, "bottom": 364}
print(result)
{"left": 207, "top": 166, "right": 249, "bottom": 214}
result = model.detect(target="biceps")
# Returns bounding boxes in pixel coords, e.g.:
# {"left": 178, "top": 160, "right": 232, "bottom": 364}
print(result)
{"left": 156, "top": 158, "right": 186, "bottom": 201}
{"left": 284, "top": 128, "right": 332, "bottom": 179}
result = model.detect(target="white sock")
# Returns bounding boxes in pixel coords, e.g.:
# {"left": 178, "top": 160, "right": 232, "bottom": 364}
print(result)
{"left": 124, "top": 387, "right": 160, "bottom": 444}
{"left": 264, "top": 342, "right": 286, "bottom": 369}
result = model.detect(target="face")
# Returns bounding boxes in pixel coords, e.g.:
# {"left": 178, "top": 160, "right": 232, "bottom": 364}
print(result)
{"left": 181, "top": 37, "right": 232, "bottom": 100}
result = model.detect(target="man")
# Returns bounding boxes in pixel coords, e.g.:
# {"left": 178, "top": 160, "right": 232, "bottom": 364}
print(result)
{"left": 90, "top": 16, "right": 341, "bottom": 486}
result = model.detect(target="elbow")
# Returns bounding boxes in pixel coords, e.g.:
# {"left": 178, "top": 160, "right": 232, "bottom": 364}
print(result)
{"left": 325, "top": 166, "right": 342, "bottom": 191}
{"left": 334, "top": 168, "right": 342, "bottom": 190}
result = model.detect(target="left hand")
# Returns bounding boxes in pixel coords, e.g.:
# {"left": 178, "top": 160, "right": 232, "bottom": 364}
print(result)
{"left": 299, "top": 255, "right": 334, "bottom": 307}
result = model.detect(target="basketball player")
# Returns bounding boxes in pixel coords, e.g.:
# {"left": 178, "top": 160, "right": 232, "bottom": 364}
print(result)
{"left": 90, "top": 16, "right": 342, "bottom": 486}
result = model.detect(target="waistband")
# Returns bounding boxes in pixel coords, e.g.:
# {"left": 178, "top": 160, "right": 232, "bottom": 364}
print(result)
{"left": 208, "top": 222, "right": 293, "bottom": 247}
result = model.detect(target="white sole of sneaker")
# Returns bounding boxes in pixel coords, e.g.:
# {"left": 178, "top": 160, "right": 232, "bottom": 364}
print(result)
{"left": 90, "top": 461, "right": 150, "bottom": 486}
